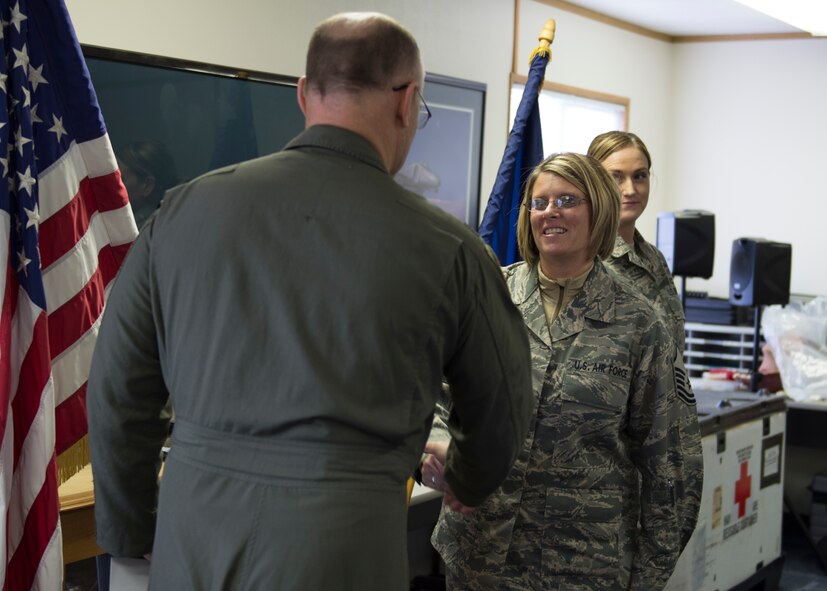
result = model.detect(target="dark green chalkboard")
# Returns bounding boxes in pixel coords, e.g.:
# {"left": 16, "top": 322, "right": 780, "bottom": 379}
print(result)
{"left": 83, "top": 46, "right": 485, "bottom": 227}
{"left": 83, "top": 45, "right": 304, "bottom": 187}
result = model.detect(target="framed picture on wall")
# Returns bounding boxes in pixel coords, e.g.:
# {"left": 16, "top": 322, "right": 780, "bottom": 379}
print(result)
{"left": 395, "top": 74, "right": 486, "bottom": 229}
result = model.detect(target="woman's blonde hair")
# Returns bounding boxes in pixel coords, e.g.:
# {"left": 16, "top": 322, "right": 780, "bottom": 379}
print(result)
{"left": 587, "top": 131, "right": 652, "bottom": 170}
{"left": 516, "top": 152, "right": 620, "bottom": 268}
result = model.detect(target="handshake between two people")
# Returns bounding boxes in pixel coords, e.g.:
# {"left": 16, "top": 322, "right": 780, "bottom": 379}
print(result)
{"left": 421, "top": 441, "right": 475, "bottom": 515}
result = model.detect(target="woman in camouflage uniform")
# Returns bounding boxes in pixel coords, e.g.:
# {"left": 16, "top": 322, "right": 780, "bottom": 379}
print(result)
{"left": 587, "top": 131, "right": 685, "bottom": 351}
{"left": 589, "top": 131, "right": 703, "bottom": 554}
{"left": 425, "top": 153, "right": 702, "bottom": 590}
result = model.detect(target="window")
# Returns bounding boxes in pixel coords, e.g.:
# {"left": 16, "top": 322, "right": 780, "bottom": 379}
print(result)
{"left": 510, "top": 77, "right": 628, "bottom": 155}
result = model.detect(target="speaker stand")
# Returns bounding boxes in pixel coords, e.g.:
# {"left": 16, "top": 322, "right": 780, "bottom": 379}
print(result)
{"left": 750, "top": 305, "right": 763, "bottom": 392}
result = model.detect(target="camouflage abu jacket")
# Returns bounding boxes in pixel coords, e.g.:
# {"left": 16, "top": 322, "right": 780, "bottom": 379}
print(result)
{"left": 605, "top": 231, "right": 686, "bottom": 352}
{"left": 604, "top": 231, "right": 703, "bottom": 554}
{"left": 431, "top": 260, "right": 702, "bottom": 590}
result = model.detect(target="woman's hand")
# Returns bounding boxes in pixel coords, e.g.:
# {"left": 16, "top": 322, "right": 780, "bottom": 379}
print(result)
{"left": 421, "top": 441, "right": 474, "bottom": 514}
{"left": 421, "top": 441, "right": 448, "bottom": 489}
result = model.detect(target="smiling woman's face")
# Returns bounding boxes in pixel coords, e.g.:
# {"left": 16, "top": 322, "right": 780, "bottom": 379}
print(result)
{"left": 529, "top": 172, "right": 592, "bottom": 278}
{"left": 600, "top": 146, "right": 650, "bottom": 231}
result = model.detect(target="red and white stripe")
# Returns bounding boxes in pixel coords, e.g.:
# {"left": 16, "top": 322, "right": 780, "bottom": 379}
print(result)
{"left": 1, "top": 133, "right": 137, "bottom": 589}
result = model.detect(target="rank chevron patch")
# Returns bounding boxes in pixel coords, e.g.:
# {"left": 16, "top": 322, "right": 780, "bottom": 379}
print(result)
{"left": 675, "top": 365, "right": 696, "bottom": 405}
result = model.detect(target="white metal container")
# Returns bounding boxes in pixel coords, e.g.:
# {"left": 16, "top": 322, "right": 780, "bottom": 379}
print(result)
{"left": 665, "top": 392, "right": 786, "bottom": 590}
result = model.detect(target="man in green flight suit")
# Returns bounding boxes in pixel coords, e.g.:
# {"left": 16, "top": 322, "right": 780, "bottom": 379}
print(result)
{"left": 88, "top": 12, "right": 533, "bottom": 590}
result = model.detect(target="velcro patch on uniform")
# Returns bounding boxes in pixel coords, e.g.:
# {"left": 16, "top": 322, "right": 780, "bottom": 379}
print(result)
{"left": 675, "top": 366, "right": 696, "bottom": 405}
{"left": 569, "top": 359, "right": 631, "bottom": 380}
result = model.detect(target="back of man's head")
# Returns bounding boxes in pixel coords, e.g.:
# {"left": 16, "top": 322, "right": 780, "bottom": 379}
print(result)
{"left": 305, "top": 13, "right": 422, "bottom": 97}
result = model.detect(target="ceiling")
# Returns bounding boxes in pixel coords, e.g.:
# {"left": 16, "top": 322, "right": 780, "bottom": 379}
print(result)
{"left": 558, "top": 0, "right": 805, "bottom": 38}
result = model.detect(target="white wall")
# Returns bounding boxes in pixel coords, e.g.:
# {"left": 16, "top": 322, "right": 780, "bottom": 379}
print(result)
{"left": 671, "top": 39, "right": 827, "bottom": 298}
{"left": 64, "top": 0, "right": 514, "bottom": 222}
{"left": 518, "top": 3, "right": 827, "bottom": 299}
{"left": 66, "top": 0, "right": 827, "bottom": 299}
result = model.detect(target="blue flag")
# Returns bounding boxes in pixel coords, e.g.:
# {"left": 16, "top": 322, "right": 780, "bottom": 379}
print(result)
{"left": 478, "top": 52, "right": 548, "bottom": 265}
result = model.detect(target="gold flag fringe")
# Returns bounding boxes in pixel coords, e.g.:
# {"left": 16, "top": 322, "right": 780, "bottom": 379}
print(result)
{"left": 58, "top": 435, "right": 90, "bottom": 486}
{"left": 528, "top": 45, "right": 551, "bottom": 64}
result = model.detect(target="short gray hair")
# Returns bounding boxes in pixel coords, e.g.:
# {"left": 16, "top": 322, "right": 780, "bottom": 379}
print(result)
{"left": 305, "top": 13, "right": 422, "bottom": 96}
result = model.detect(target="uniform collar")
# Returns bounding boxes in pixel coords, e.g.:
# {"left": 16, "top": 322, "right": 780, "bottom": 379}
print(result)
{"left": 552, "top": 261, "right": 617, "bottom": 340}
{"left": 285, "top": 125, "right": 388, "bottom": 174}
{"left": 612, "top": 229, "right": 654, "bottom": 266}
{"left": 612, "top": 230, "right": 646, "bottom": 257}
{"left": 507, "top": 263, "right": 551, "bottom": 348}
{"left": 507, "top": 260, "right": 617, "bottom": 347}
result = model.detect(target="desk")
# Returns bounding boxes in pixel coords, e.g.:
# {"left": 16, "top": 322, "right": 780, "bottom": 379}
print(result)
{"left": 58, "top": 464, "right": 104, "bottom": 565}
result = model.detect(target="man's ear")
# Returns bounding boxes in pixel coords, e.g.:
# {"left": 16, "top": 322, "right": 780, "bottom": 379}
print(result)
{"left": 396, "top": 84, "right": 416, "bottom": 129}
{"left": 297, "top": 76, "right": 308, "bottom": 116}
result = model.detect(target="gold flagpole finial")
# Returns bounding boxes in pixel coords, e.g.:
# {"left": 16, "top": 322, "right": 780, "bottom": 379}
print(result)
{"left": 539, "top": 19, "right": 556, "bottom": 46}
{"left": 530, "top": 18, "right": 556, "bottom": 63}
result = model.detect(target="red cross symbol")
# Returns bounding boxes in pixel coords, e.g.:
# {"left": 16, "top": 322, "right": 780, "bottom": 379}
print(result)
{"left": 734, "top": 461, "right": 752, "bottom": 518}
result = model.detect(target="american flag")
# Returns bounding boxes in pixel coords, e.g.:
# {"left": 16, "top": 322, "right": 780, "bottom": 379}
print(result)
{"left": 1, "top": 0, "right": 137, "bottom": 587}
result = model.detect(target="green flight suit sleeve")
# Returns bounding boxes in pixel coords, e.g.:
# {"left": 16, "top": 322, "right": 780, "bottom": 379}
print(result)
{"left": 439, "top": 241, "right": 533, "bottom": 508}
{"left": 87, "top": 221, "right": 171, "bottom": 558}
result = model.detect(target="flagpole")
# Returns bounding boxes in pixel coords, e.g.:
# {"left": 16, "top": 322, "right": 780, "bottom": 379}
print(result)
{"left": 531, "top": 19, "right": 556, "bottom": 63}
{"left": 478, "top": 18, "right": 556, "bottom": 265}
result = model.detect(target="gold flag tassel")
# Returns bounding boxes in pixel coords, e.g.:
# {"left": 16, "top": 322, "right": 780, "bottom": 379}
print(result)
{"left": 58, "top": 434, "right": 90, "bottom": 486}
{"left": 528, "top": 18, "right": 556, "bottom": 63}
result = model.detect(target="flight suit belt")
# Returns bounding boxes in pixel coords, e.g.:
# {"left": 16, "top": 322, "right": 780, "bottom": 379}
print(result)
{"left": 169, "top": 418, "right": 411, "bottom": 490}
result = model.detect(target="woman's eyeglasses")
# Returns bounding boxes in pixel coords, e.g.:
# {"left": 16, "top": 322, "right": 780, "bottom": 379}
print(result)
{"left": 525, "top": 195, "right": 589, "bottom": 211}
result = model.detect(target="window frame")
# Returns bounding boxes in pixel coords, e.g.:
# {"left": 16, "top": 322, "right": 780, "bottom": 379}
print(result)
{"left": 508, "top": 74, "right": 630, "bottom": 153}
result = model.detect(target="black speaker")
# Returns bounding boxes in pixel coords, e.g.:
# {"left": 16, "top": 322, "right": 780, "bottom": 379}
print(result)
{"left": 656, "top": 210, "right": 715, "bottom": 278}
{"left": 729, "top": 238, "right": 792, "bottom": 307}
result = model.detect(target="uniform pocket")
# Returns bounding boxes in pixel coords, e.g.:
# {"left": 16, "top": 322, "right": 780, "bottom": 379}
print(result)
{"left": 558, "top": 383, "right": 627, "bottom": 417}
{"left": 549, "top": 391, "right": 626, "bottom": 471}
{"left": 543, "top": 486, "right": 622, "bottom": 578}
{"left": 432, "top": 498, "right": 515, "bottom": 571}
